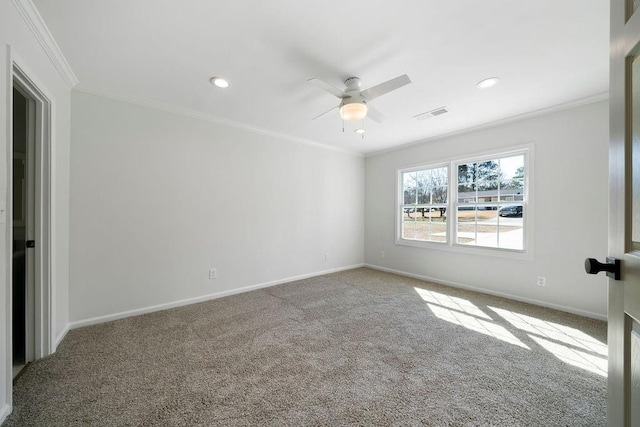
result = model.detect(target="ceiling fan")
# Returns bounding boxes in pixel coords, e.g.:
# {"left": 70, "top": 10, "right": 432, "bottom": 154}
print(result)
{"left": 308, "top": 74, "right": 411, "bottom": 123}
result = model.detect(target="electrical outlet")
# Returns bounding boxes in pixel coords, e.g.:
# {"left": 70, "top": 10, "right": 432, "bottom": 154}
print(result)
{"left": 380, "top": 251, "right": 385, "bottom": 259}
{"left": 209, "top": 268, "right": 217, "bottom": 279}
{"left": 537, "top": 276, "right": 546, "bottom": 287}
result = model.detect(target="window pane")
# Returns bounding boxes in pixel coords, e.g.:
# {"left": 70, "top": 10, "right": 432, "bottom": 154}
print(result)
{"left": 416, "top": 170, "right": 430, "bottom": 204}
{"left": 402, "top": 208, "right": 417, "bottom": 239}
{"left": 458, "top": 183, "right": 476, "bottom": 204}
{"left": 478, "top": 224, "right": 499, "bottom": 247}
{"left": 457, "top": 203, "right": 525, "bottom": 250}
{"left": 458, "top": 163, "right": 475, "bottom": 187}
{"left": 499, "top": 155, "right": 524, "bottom": 180}
{"left": 433, "top": 184, "right": 448, "bottom": 204}
{"left": 457, "top": 206, "right": 477, "bottom": 245}
{"left": 454, "top": 153, "right": 526, "bottom": 251}
{"left": 428, "top": 167, "right": 448, "bottom": 202}
{"left": 402, "top": 207, "right": 448, "bottom": 242}
{"left": 399, "top": 165, "right": 448, "bottom": 244}
{"left": 402, "top": 172, "right": 416, "bottom": 204}
{"left": 457, "top": 205, "right": 496, "bottom": 246}
{"left": 498, "top": 205, "right": 524, "bottom": 250}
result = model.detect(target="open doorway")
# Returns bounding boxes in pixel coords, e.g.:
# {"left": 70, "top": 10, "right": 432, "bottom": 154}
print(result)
{"left": 11, "top": 87, "right": 34, "bottom": 379}
{"left": 9, "top": 60, "right": 54, "bottom": 381}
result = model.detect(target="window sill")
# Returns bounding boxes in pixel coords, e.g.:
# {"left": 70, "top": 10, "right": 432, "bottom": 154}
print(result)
{"left": 395, "top": 238, "right": 533, "bottom": 261}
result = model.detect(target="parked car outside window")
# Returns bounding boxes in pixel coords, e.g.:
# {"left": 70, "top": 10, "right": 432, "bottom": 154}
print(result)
{"left": 498, "top": 205, "right": 523, "bottom": 217}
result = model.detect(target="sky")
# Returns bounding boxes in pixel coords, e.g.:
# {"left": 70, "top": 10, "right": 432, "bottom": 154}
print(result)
{"left": 498, "top": 155, "right": 524, "bottom": 180}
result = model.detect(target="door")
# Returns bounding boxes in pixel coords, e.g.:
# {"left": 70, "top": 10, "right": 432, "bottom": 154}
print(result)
{"left": 610, "top": 0, "right": 640, "bottom": 425}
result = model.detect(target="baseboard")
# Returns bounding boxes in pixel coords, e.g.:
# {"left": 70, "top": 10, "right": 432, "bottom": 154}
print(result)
{"left": 55, "top": 323, "right": 70, "bottom": 349}
{"left": 69, "top": 263, "right": 365, "bottom": 330}
{"left": 365, "top": 264, "right": 607, "bottom": 321}
{"left": 0, "top": 403, "right": 11, "bottom": 424}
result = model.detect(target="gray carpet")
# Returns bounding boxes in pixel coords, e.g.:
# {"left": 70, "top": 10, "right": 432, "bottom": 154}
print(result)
{"left": 5, "top": 268, "right": 606, "bottom": 426}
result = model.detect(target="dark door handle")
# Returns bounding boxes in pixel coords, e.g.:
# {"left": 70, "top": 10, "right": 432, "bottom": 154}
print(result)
{"left": 25, "top": 240, "right": 35, "bottom": 248}
{"left": 585, "top": 257, "right": 621, "bottom": 280}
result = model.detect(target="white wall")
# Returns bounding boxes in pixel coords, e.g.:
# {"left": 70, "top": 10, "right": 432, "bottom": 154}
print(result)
{"left": 69, "top": 91, "right": 364, "bottom": 324}
{"left": 0, "top": 1, "right": 71, "bottom": 420}
{"left": 365, "top": 100, "right": 609, "bottom": 318}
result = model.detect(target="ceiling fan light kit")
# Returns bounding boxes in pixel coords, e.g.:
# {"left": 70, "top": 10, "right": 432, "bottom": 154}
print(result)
{"left": 340, "top": 101, "right": 368, "bottom": 121}
{"left": 308, "top": 74, "right": 411, "bottom": 134}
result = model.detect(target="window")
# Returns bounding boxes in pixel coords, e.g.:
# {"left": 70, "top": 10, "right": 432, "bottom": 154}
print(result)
{"left": 400, "top": 166, "right": 448, "bottom": 243}
{"left": 397, "top": 148, "right": 529, "bottom": 254}
{"left": 455, "top": 154, "right": 525, "bottom": 250}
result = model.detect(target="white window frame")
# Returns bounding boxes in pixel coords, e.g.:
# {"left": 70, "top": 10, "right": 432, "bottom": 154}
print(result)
{"left": 398, "top": 163, "right": 450, "bottom": 245}
{"left": 396, "top": 144, "right": 534, "bottom": 260}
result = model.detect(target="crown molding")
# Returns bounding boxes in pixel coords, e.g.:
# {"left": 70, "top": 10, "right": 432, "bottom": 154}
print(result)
{"left": 366, "top": 92, "right": 610, "bottom": 158}
{"left": 74, "top": 85, "right": 363, "bottom": 157}
{"left": 11, "top": 0, "right": 79, "bottom": 88}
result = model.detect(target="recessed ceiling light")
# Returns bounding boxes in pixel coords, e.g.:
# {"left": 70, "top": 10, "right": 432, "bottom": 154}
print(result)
{"left": 476, "top": 77, "right": 500, "bottom": 89}
{"left": 354, "top": 128, "right": 365, "bottom": 135}
{"left": 210, "top": 77, "right": 230, "bottom": 88}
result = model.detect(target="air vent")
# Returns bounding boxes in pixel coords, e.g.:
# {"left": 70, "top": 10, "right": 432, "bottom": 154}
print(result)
{"left": 414, "top": 106, "right": 449, "bottom": 120}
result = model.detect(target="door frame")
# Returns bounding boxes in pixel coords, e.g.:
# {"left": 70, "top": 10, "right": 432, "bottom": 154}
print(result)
{"left": 5, "top": 47, "right": 54, "bottom": 390}
{"left": 12, "top": 81, "right": 37, "bottom": 375}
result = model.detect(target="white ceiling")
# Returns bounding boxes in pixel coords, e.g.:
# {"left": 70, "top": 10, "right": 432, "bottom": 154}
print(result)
{"left": 32, "top": 0, "right": 609, "bottom": 155}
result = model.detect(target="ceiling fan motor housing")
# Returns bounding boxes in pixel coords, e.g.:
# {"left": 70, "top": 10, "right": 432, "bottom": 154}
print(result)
{"left": 339, "top": 77, "right": 368, "bottom": 120}
{"left": 344, "top": 77, "right": 362, "bottom": 90}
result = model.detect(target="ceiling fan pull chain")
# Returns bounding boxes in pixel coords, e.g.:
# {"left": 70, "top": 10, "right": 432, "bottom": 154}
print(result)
{"left": 342, "top": 118, "right": 345, "bottom": 133}
{"left": 361, "top": 119, "right": 365, "bottom": 139}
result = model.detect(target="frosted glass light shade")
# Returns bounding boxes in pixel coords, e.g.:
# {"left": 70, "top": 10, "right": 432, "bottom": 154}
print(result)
{"left": 340, "top": 102, "right": 367, "bottom": 121}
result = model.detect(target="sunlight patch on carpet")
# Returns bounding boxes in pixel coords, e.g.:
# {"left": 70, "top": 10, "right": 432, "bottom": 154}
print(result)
{"left": 528, "top": 335, "right": 607, "bottom": 377}
{"left": 414, "top": 287, "right": 529, "bottom": 349}
{"left": 489, "top": 306, "right": 607, "bottom": 377}
{"left": 488, "top": 307, "right": 607, "bottom": 356}
{"left": 426, "top": 304, "right": 530, "bottom": 349}
{"left": 414, "top": 287, "right": 492, "bottom": 320}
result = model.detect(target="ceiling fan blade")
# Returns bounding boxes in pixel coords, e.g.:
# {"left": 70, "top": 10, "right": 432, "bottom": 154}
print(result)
{"left": 366, "top": 104, "right": 385, "bottom": 123}
{"left": 360, "top": 74, "right": 411, "bottom": 101}
{"left": 312, "top": 105, "right": 339, "bottom": 121}
{"left": 308, "top": 78, "right": 345, "bottom": 99}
